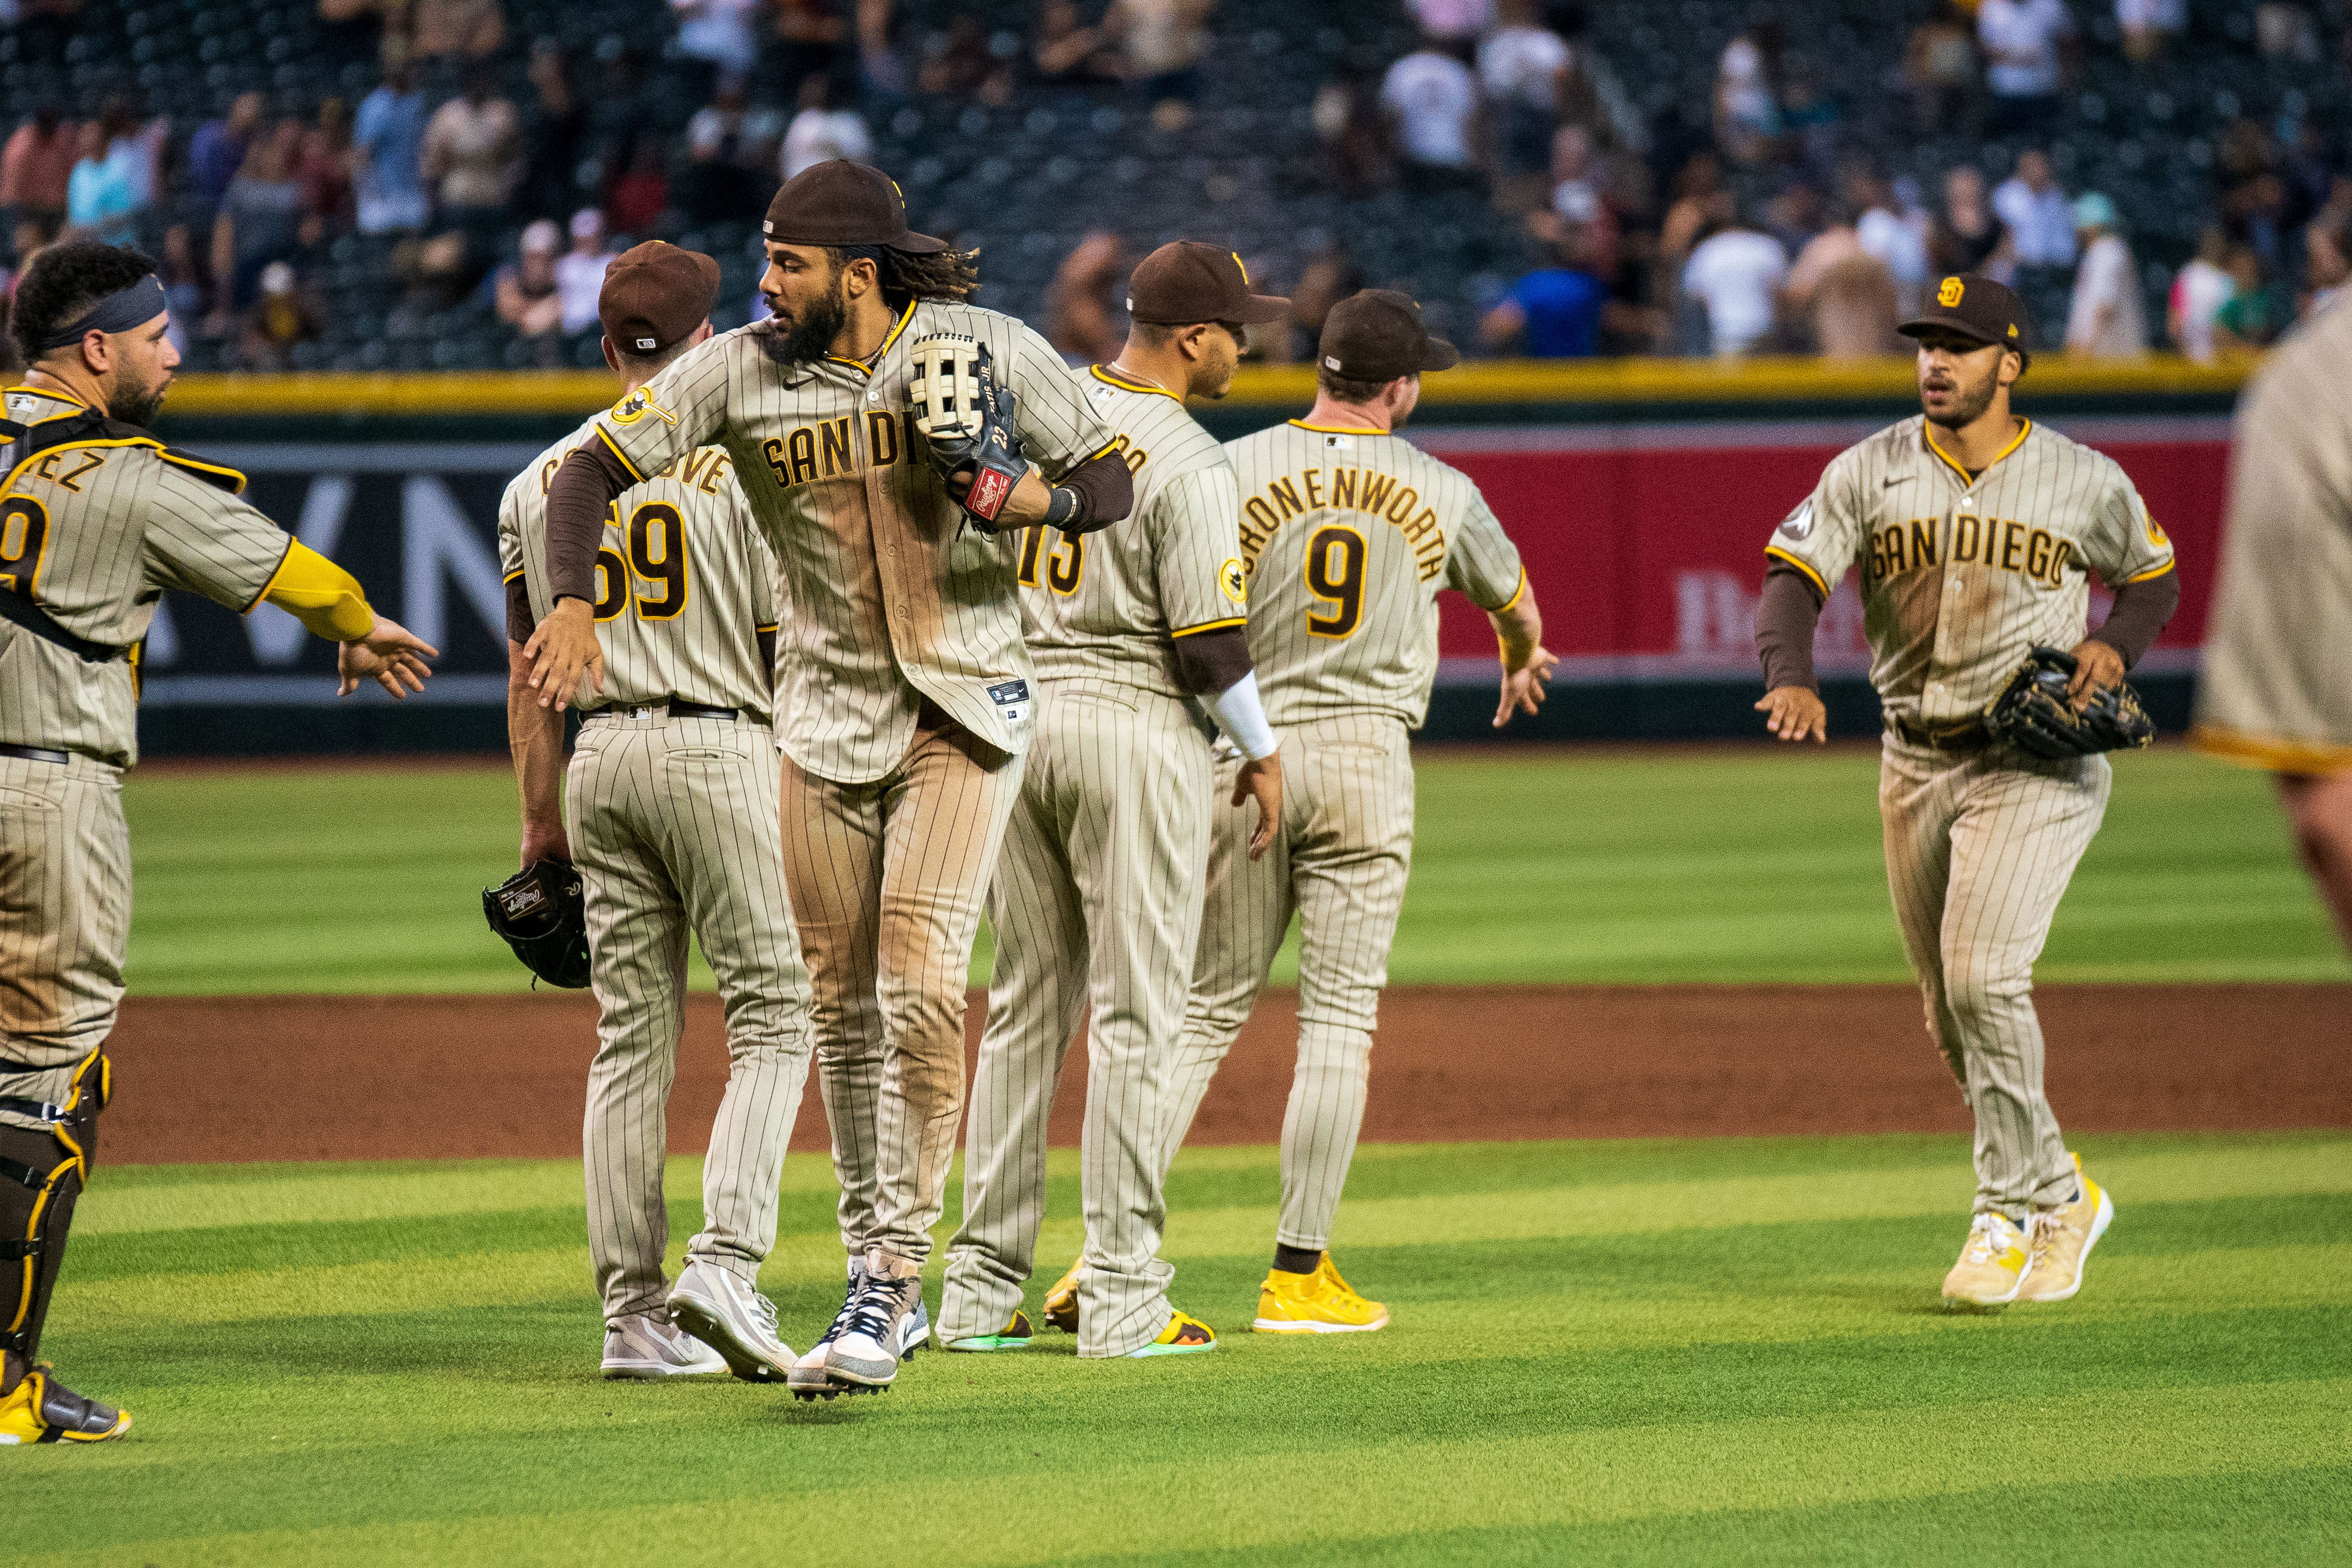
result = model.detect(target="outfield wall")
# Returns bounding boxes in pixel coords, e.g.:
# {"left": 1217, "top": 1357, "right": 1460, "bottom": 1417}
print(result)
{"left": 136, "top": 357, "right": 2250, "bottom": 755}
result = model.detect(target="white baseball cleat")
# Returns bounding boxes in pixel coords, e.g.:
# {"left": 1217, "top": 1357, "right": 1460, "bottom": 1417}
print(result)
{"left": 602, "top": 1310, "right": 728, "bottom": 1379}
{"left": 666, "top": 1260, "right": 797, "bottom": 1383}
{"left": 823, "top": 1269, "right": 926, "bottom": 1391}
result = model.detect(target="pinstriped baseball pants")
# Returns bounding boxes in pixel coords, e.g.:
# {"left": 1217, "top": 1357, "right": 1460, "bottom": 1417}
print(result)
{"left": 783, "top": 711, "right": 1024, "bottom": 1274}
{"left": 1880, "top": 737, "right": 2109, "bottom": 1223}
{"left": 1157, "top": 713, "right": 1416, "bottom": 1253}
{"left": 567, "top": 714, "right": 814, "bottom": 1322}
{"left": 0, "top": 753, "right": 127, "bottom": 1133}
{"left": 941, "top": 679, "right": 1213, "bottom": 1356}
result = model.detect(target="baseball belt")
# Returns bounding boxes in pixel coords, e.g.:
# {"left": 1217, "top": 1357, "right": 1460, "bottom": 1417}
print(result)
{"left": 579, "top": 698, "right": 752, "bottom": 724}
{"left": 1886, "top": 714, "right": 1993, "bottom": 754}
{"left": 0, "top": 743, "right": 69, "bottom": 765}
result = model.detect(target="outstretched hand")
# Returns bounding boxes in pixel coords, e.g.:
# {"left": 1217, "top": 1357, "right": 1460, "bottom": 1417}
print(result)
{"left": 338, "top": 615, "right": 438, "bottom": 699}
{"left": 523, "top": 598, "right": 606, "bottom": 710}
{"left": 1756, "top": 685, "right": 1828, "bottom": 743}
{"left": 1495, "top": 642, "right": 1559, "bottom": 728}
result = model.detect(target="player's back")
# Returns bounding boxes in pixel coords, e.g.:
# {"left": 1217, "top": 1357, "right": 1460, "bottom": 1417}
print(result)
{"left": 1227, "top": 419, "right": 1524, "bottom": 727}
{"left": 1015, "top": 367, "right": 1244, "bottom": 696}
{"left": 501, "top": 421, "right": 777, "bottom": 715}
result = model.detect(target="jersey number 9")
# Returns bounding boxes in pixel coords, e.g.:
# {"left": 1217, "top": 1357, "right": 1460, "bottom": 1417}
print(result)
{"left": 0, "top": 495, "right": 50, "bottom": 600}
{"left": 1303, "top": 523, "right": 1365, "bottom": 639}
{"left": 592, "top": 501, "right": 691, "bottom": 621}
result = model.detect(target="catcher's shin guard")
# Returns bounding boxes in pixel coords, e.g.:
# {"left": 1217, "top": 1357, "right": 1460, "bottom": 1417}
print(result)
{"left": 1, "top": 1049, "right": 108, "bottom": 1366}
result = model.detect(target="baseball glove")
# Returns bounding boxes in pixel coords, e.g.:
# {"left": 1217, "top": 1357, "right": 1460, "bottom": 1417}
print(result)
{"left": 907, "top": 334, "right": 1029, "bottom": 530}
{"left": 1981, "top": 646, "right": 2155, "bottom": 761}
{"left": 482, "top": 859, "right": 592, "bottom": 989}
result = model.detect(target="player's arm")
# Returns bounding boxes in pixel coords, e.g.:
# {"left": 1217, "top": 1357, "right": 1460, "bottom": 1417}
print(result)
{"left": 1154, "top": 464, "right": 1281, "bottom": 855}
{"left": 499, "top": 498, "right": 569, "bottom": 864}
{"left": 994, "top": 323, "right": 1135, "bottom": 534}
{"left": 1484, "top": 573, "right": 1558, "bottom": 729}
{"left": 2070, "top": 476, "right": 2180, "bottom": 703}
{"left": 1447, "top": 492, "right": 1556, "bottom": 728}
{"left": 1754, "top": 460, "right": 1864, "bottom": 743}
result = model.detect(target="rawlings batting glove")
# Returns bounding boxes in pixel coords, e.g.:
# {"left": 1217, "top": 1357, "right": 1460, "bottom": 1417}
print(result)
{"left": 908, "top": 335, "right": 1030, "bottom": 531}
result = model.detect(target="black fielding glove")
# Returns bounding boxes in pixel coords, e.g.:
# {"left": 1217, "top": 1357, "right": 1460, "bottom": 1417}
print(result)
{"left": 1983, "top": 646, "right": 2157, "bottom": 760}
{"left": 482, "top": 859, "right": 592, "bottom": 988}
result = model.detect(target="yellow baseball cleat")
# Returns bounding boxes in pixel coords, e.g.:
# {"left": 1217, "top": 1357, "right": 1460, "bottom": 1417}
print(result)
{"left": 2017, "top": 1153, "right": 2115, "bottom": 1303}
{"left": 1253, "top": 1252, "right": 1390, "bottom": 1334}
{"left": 1941, "top": 1211, "right": 2029, "bottom": 1310}
{"left": 1125, "top": 1309, "right": 1217, "bottom": 1357}
{"left": 1041, "top": 1259, "right": 1082, "bottom": 1334}
{"left": 0, "top": 1368, "right": 130, "bottom": 1446}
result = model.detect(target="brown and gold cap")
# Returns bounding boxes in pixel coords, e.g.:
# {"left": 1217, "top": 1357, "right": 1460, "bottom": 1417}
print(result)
{"left": 763, "top": 159, "right": 946, "bottom": 253}
{"left": 599, "top": 240, "right": 722, "bottom": 356}
{"left": 1126, "top": 241, "right": 1289, "bottom": 325}
{"left": 1317, "top": 289, "right": 1459, "bottom": 382}
{"left": 1899, "top": 272, "right": 2032, "bottom": 365}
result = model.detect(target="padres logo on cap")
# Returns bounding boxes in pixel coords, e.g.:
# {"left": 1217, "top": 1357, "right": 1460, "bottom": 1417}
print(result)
{"left": 1938, "top": 277, "right": 1965, "bottom": 307}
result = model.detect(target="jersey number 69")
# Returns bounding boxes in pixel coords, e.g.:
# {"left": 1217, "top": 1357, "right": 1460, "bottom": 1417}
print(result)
{"left": 592, "top": 502, "right": 690, "bottom": 622}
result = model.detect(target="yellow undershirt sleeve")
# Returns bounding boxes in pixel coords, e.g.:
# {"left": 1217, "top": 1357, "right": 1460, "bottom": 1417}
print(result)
{"left": 257, "top": 540, "right": 376, "bottom": 641}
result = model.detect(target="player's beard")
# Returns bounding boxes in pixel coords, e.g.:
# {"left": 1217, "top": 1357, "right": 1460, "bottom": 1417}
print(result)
{"left": 1922, "top": 362, "right": 1998, "bottom": 430}
{"left": 108, "top": 368, "right": 169, "bottom": 428}
{"left": 759, "top": 269, "right": 852, "bottom": 366}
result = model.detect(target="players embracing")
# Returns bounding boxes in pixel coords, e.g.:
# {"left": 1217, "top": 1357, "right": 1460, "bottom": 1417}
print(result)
{"left": 1755, "top": 274, "right": 2179, "bottom": 1310}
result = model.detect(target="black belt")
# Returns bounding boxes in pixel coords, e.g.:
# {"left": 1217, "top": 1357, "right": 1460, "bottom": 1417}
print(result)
{"left": 1888, "top": 715, "right": 1993, "bottom": 754}
{"left": 0, "top": 743, "right": 68, "bottom": 765}
{"left": 581, "top": 699, "right": 743, "bottom": 722}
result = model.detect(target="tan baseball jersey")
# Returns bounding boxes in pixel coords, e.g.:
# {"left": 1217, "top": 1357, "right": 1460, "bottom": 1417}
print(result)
{"left": 1227, "top": 419, "right": 1526, "bottom": 728}
{"left": 1763, "top": 415, "right": 2176, "bottom": 725}
{"left": 575, "top": 301, "right": 1121, "bottom": 782}
{"left": 0, "top": 386, "right": 292, "bottom": 769}
{"left": 1012, "top": 366, "right": 1247, "bottom": 692}
{"left": 498, "top": 419, "right": 779, "bottom": 713}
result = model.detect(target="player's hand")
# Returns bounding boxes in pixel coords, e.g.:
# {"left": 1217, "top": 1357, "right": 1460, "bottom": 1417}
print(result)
{"left": 1494, "top": 642, "right": 1559, "bottom": 728}
{"left": 524, "top": 597, "right": 607, "bottom": 710}
{"left": 1756, "top": 685, "right": 1829, "bottom": 743}
{"left": 520, "top": 819, "right": 571, "bottom": 867}
{"left": 2065, "top": 639, "right": 2126, "bottom": 707}
{"left": 338, "top": 615, "right": 438, "bottom": 699}
{"left": 1233, "top": 752, "right": 1282, "bottom": 860}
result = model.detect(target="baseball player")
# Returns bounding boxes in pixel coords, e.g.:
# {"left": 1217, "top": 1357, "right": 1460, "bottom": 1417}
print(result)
{"left": 0, "top": 241, "right": 435, "bottom": 1443}
{"left": 1152, "top": 290, "right": 1558, "bottom": 1334}
{"left": 524, "top": 161, "right": 1133, "bottom": 1396}
{"left": 2191, "top": 299, "right": 2352, "bottom": 949}
{"left": 500, "top": 241, "right": 817, "bottom": 1383}
{"left": 1754, "top": 273, "right": 2180, "bottom": 1309}
{"left": 938, "top": 243, "right": 1288, "bottom": 1360}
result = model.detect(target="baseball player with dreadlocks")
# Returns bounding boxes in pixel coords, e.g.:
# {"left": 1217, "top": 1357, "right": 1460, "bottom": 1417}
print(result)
{"left": 0, "top": 241, "right": 434, "bottom": 1443}
{"left": 526, "top": 161, "right": 1132, "bottom": 1397}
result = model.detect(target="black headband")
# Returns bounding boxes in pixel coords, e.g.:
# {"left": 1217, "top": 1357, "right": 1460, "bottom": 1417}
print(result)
{"left": 38, "top": 274, "right": 169, "bottom": 351}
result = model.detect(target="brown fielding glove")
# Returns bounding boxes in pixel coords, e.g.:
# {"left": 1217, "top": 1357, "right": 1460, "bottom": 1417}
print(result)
{"left": 1982, "top": 645, "right": 2156, "bottom": 760}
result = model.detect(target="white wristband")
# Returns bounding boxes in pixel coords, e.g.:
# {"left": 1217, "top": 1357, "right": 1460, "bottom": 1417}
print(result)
{"left": 1210, "top": 671, "right": 1280, "bottom": 761}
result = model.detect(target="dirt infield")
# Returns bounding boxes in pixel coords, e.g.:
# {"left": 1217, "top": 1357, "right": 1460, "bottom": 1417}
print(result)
{"left": 97, "top": 984, "right": 2350, "bottom": 1165}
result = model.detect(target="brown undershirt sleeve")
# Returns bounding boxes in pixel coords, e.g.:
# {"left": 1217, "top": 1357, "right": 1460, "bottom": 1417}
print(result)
{"left": 1171, "top": 624, "right": 1252, "bottom": 696}
{"left": 1049, "top": 449, "right": 1135, "bottom": 536}
{"left": 1756, "top": 562, "right": 1827, "bottom": 692}
{"left": 545, "top": 440, "right": 636, "bottom": 604}
{"left": 2085, "top": 568, "right": 2180, "bottom": 670}
{"left": 505, "top": 575, "right": 535, "bottom": 644}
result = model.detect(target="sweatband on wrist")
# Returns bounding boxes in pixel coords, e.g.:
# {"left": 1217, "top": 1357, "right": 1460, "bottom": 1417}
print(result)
{"left": 1042, "top": 485, "right": 1079, "bottom": 529}
{"left": 38, "top": 274, "right": 169, "bottom": 351}
{"left": 1211, "top": 671, "right": 1280, "bottom": 761}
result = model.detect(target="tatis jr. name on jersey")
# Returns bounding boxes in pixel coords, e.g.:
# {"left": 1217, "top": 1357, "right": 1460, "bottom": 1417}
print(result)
{"left": 1239, "top": 465, "right": 1448, "bottom": 581}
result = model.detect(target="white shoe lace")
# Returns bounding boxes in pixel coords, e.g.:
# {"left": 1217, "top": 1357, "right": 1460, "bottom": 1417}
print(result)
{"left": 1963, "top": 1213, "right": 2019, "bottom": 1263}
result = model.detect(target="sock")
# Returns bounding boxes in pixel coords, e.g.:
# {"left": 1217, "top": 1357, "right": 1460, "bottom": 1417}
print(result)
{"left": 1, "top": 1348, "right": 21, "bottom": 1396}
{"left": 1273, "top": 1244, "right": 1321, "bottom": 1275}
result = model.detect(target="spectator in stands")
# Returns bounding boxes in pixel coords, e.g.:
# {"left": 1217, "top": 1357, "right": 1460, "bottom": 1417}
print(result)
{"left": 188, "top": 94, "right": 264, "bottom": 238}
{"left": 422, "top": 66, "right": 520, "bottom": 229}
{"left": 555, "top": 207, "right": 611, "bottom": 336}
{"left": 1977, "top": 0, "right": 2072, "bottom": 140}
{"left": 678, "top": 88, "right": 773, "bottom": 227}
{"left": 672, "top": 0, "right": 762, "bottom": 96}
{"left": 1712, "top": 30, "right": 1781, "bottom": 168}
{"left": 764, "top": 0, "right": 850, "bottom": 109}
{"left": 516, "top": 41, "right": 587, "bottom": 226}
{"left": 604, "top": 134, "right": 669, "bottom": 237}
{"left": 1105, "top": 0, "right": 1214, "bottom": 129}
{"left": 238, "top": 259, "right": 323, "bottom": 371}
{"left": 1992, "top": 148, "right": 2074, "bottom": 340}
{"left": 1852, "top": 169, "right": 1930, "bottom": 318}
{"left": 1284, "top": 240, "right": 1362, "bottom": 363}
{"left": 157, "top": 223, "right": 205, "bottom": 358}
{"left": 1681, "top": 198, "right": 1787, "bottom": 356}
{"left": 1311, "top": 71, "right": 1395, "bottom": 199}
{"left": 1479, "top": 220, "right": 1609, "bottom": 357}
{"left": 354, "top": 54, "right": 430, "bottom": 236}
{"left": 210, "top": 119, "right": 320, "bottom": 330}
{"left": 1903, "top": 2, "right": 1982, "bottom": 140}
{"left": 2214, "top": 246, "right": 2292, "bottom": 348}
{"left": 1, "top": 105, "right": 75, "bottom": 241}
{"left": 1783, "top": 204, "right": 1900, "bottom": 360}
{"left": 1777, "top": 55, "right": 1843, "bottom": 179}
{"left": 916, "top": 16, "right": 1012, "bottom": 105}
{"left": 2063, "top": 193, "right": 2146, "bottom": 358}
{"left": 1931, "top": 164, "right": 2010, "bottom": 278}
{"left": 1382, "top": 34, "right": 1483, "bottom": 194}
{"left": 66, "top": 121, "right": 143, "bottom": 247}
{"left": 298, "top": 99, "right": 355, "bottom": 237}
{"left": 1034, "top": 0, "right": 1123, "bottom": 90}
{"left": 2117, "top": 0, "right": 2185, "bottom": 63}
{"left": 781, "top": 74, "right": 872, "bottom": 182}
{"left": 1045, "top": 231, "right": 1126, "bottom": 367}
{"left": 495, "top": 218, "right": 564, "bottom": 363}
{"left": 2167, "top": 227, "right": 2235, "bottom": 362}
{"left": 2255, "top": 1, "right": 2322, "bottom": 60}
{"left": 2303, "top": 212, "right": 2350, "bottom": 318}
{"left": 1549, "top": 126, "right": 1617, "bottom": 277}
{"left": 407, "top": 0, "right": 506, "bottom": 69}
{"left": 1658, "top": 152, "right": 1725, "bottom": 354}
{"left": 1478, "top": 0, "right": 1570, "bottom": 209}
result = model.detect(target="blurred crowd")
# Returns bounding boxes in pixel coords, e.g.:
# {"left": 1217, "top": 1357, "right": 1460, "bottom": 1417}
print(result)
{"left": 1, "top": 0, "right": 2347, "bottom": 369}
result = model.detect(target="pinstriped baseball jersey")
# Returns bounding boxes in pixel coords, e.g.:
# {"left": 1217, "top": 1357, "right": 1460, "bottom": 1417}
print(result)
{"left": 1013, "top": 366, "right": 1247, "bottom": 696}
{"left": 1764, "top": 415, "right": 2176, "bottom": 725}
{"left": 499, "top": 419, "right": 778, "bottom": 715}
{"left": 1227, "top": 420, "right": 1525, "bottom": 728}
{"left": 0, "top": 386, "right": 291, "bottom": 768}
{"left": 578, "top": 301, "right": 1120, "bottom": 783}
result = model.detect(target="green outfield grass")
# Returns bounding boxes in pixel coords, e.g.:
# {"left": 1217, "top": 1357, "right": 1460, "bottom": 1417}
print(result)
{"left": 118, "top": 745, "right": 2347, "bottom": 994}
{"left": 11, "top": 1132, "right": 2350, "bottom": 1564}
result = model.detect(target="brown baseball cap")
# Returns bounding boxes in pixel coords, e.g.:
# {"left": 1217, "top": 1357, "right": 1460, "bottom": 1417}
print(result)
{"left": 1127, "top": 241, "right": 1288, "bottom": 325}
{"left": 599, "top": 241, "right": 722, "bottom": 356}
{"left": 1318, "top": 289, "right": 1460, "bottom": 382}
{"left": 1900, "top": 272, "right": 2032, "bottom": 366}
{"left": 764, "top": 159, "right": 946, "bottom": 253}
